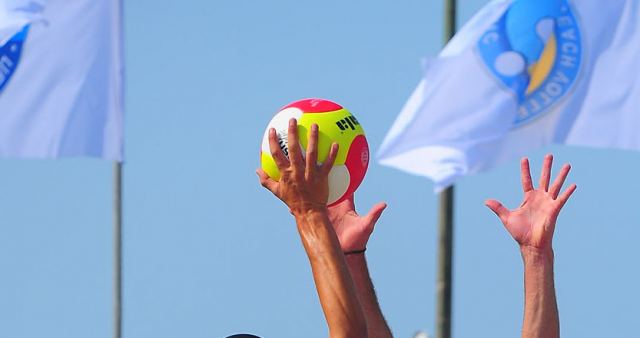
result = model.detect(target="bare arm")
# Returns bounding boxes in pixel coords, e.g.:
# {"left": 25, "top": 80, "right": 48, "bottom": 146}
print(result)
{"left": 486, "top": 154, "right": 576, "bottom": 338}
{"left": 328, "top": 197, "right": 393, "bottom": 338}
{"left": 296, "top": 211, "right": 368, "bottom": 338}
{"left": 345, "top": 254, "right": 392, "bottom": 338}
{"left": 520, "top": 246, "right": 558, "bottom": 338}
{"left": 257, "top": 120, "right": 367, "bottom": 338}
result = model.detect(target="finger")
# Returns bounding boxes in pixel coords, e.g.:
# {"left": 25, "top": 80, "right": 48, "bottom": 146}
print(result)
{"left": 549, "top": 163, "right": 571, "bottom": 199}
{"left": 556, "top": 183, "right": 577, "bottom": 209}
{"left": 520, "top": 158, "right": 534, "bottom": 192}
{"left": 268, "top": 128, "right": 289, "bottom": 170}
{"left": 287, "top": 118, "right": 304, "bottom": 169}
{"left": 485, "top": 199, "right": 510, "bottom": 224}
{"left": 364, "top": 202, "right": 387, "bottom": 229}
{"left": 305, "top": 124, "right": 319, "bottom": 175}
{"left": 321, "top": 142, "right": 339, "bottom": 174}
{"left": 539, "top": 154, "right": 553, "bottom": 191}
{"left": 256, "top": 169, "right": 278, "bottom": 193}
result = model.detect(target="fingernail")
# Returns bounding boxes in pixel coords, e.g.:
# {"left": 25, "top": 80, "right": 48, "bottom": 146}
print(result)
{"left": 311, "top": 123, "right": 318, "bottom": 132}
{"left": 289, "top": 118, "right": 296, "bottom": 127}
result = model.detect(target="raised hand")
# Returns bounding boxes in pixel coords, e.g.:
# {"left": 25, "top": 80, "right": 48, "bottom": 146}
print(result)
{"left": 257, "top": 119, "right": 368, "bottom": 338}
{"left": 257, "top": 119, "right": 338, "bottom": 216}
{"left": 485, "top": 154, "right": 577, "bottom": 250}
{"left": 327, "top": 196, "right": 387, "bottom": 253}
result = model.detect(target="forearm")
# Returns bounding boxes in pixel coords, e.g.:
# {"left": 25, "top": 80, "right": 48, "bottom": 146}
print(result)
{"left": 521, "top": 247, "right": 559, "bottom": 338}
{"left": 296, "top": 210, "right": 368, "bottom": 338}
{"left": 345, "top": 254, "right": 392, "bottom": 338}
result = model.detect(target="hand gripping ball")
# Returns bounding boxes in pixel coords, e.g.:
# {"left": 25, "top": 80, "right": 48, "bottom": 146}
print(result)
{"left": 260, "top": 98, "right": 369, "bottom": 206}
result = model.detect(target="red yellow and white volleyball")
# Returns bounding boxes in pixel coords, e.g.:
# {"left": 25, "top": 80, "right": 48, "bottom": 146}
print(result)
{"left": 260, "top": 98, "right": 369, "bottom": 206}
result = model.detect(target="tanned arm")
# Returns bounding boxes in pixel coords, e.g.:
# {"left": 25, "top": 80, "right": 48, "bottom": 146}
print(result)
{"left": 486, "top": 154, "right": 576, "bottom": 338}
{"left": 257, "top": 119, "right": 367, "bottom": 338}
{"left": 328, "top": 197, "right": 393, "bottom": 338}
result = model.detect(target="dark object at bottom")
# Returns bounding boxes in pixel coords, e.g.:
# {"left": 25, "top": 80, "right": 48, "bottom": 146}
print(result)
{"left": 226, "top": 334, "right": 261, "bottom": 338}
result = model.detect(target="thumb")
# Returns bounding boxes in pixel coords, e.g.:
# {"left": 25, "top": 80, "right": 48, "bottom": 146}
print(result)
{"left": 256, "top": 169, "right": 278, "bottom": 195}
{"left": 484, "top": 199, "right": 510, "bottom": 224}
{"left": 364, "top": 202, "right": 387, "bottom": 230}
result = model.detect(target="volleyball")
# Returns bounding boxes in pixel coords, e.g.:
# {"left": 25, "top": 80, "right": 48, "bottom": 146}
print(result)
{"left": 260, "top": 98, "right": 369, "bottom": 206}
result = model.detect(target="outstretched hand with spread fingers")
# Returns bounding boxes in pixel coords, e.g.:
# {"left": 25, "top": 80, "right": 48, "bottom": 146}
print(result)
{"left": 256, "top": 119, "right": 339, "bottom": 216}
{"left": 327, "top": 196, "right": 387, "bottom": 253}
{"left": 485, "top": 154, "right": 577, "bottom": 250}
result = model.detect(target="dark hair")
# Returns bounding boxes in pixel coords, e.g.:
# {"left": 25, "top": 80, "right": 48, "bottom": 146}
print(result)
{"left": 225, "top": 335, "right": 261, "bottom": 338}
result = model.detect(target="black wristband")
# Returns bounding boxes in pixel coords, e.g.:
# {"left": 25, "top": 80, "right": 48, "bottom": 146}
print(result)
{"left": 344, "top": 248, "right": 366, "bottom": 255}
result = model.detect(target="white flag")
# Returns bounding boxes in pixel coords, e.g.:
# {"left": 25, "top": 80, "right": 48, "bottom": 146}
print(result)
{"left": 378, "top": 0, "right": 640, "bottom": 191}
{"left": 0, "top": 0, "right": 123, "bottom": 160}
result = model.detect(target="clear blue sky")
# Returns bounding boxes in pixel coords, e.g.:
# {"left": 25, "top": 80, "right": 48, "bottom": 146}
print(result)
{"left": 1, "top": 1, "right": 639, "bottom": 337}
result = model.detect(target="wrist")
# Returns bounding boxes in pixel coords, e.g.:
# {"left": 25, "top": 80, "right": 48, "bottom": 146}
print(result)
{"left": 344, "top": 248, "right": 366, "bottom": 256}
{"left": 291, "top": 203, "right": 327, "bottom": 219}
{"left": 344, "top": 250, "right": 366, "bottom": 264}
{"left": 293, "top": 207, "right": 329, "bottom": 223}
{"left": 293, "top": 209, "right": 337, "bottom": 257}
{"left": 294, "top": 209, "right": 333, "bottom": 244}
{"left": 344, "top": 251, "right": 367, "bottom": 274}
{"left": 520, "top": 245, "right": 554, "bottom": 266}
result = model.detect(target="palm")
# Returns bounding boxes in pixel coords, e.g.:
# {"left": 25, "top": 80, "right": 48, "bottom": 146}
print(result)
{"left": 486, "top": 155, "right": 576, "bottom": 250}
{"left": 327, "top": 197, "right": 387, "bottom": 252}
{"left": 504, "top": 190, "right": 562, "bottom": 248}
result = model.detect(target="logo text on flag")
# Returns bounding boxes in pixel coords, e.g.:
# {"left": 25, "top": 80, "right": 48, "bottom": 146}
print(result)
{"left": 0, "top": 26, "right": 29, "bottom": 94}
{"left": 477, "top": 0, "right": 582, "bottom": 127}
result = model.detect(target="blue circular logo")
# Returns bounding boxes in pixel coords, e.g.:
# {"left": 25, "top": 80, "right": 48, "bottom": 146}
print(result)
{"left": 0, "top": 25, "right": 29, "bottom": 94}
{"left": 478, "top": 0, "right": 582, "bottom": 127}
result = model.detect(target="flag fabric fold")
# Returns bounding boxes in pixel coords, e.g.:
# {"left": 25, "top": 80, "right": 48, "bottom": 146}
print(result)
{"left": 378, "top": 0, "right": 639, "bottom": 191}
{"left": 0, "top": 0, "right": 123, "bottom": 160}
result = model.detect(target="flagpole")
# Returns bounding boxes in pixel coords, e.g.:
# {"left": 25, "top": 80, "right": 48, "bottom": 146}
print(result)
{"left": 435, "top": 1, "right": 456, "bottom": 338}
{"left": 436, "top": 186, "right": 454, "bottom": 338}
{"left": 113, "top": 162, "right": 123, "bottom": 338}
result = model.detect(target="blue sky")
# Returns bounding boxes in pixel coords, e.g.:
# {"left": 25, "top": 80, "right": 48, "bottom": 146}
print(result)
{"left": 1, "top": 1, "right": 639, "bottom": 337}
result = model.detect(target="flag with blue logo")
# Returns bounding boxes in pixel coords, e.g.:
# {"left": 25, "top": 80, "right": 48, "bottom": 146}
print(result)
{"left": 0, "top": 0, "right": 123, "bottom": 160}
{"left": 378, "top": 0, "right": 640, "bottom": 191}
